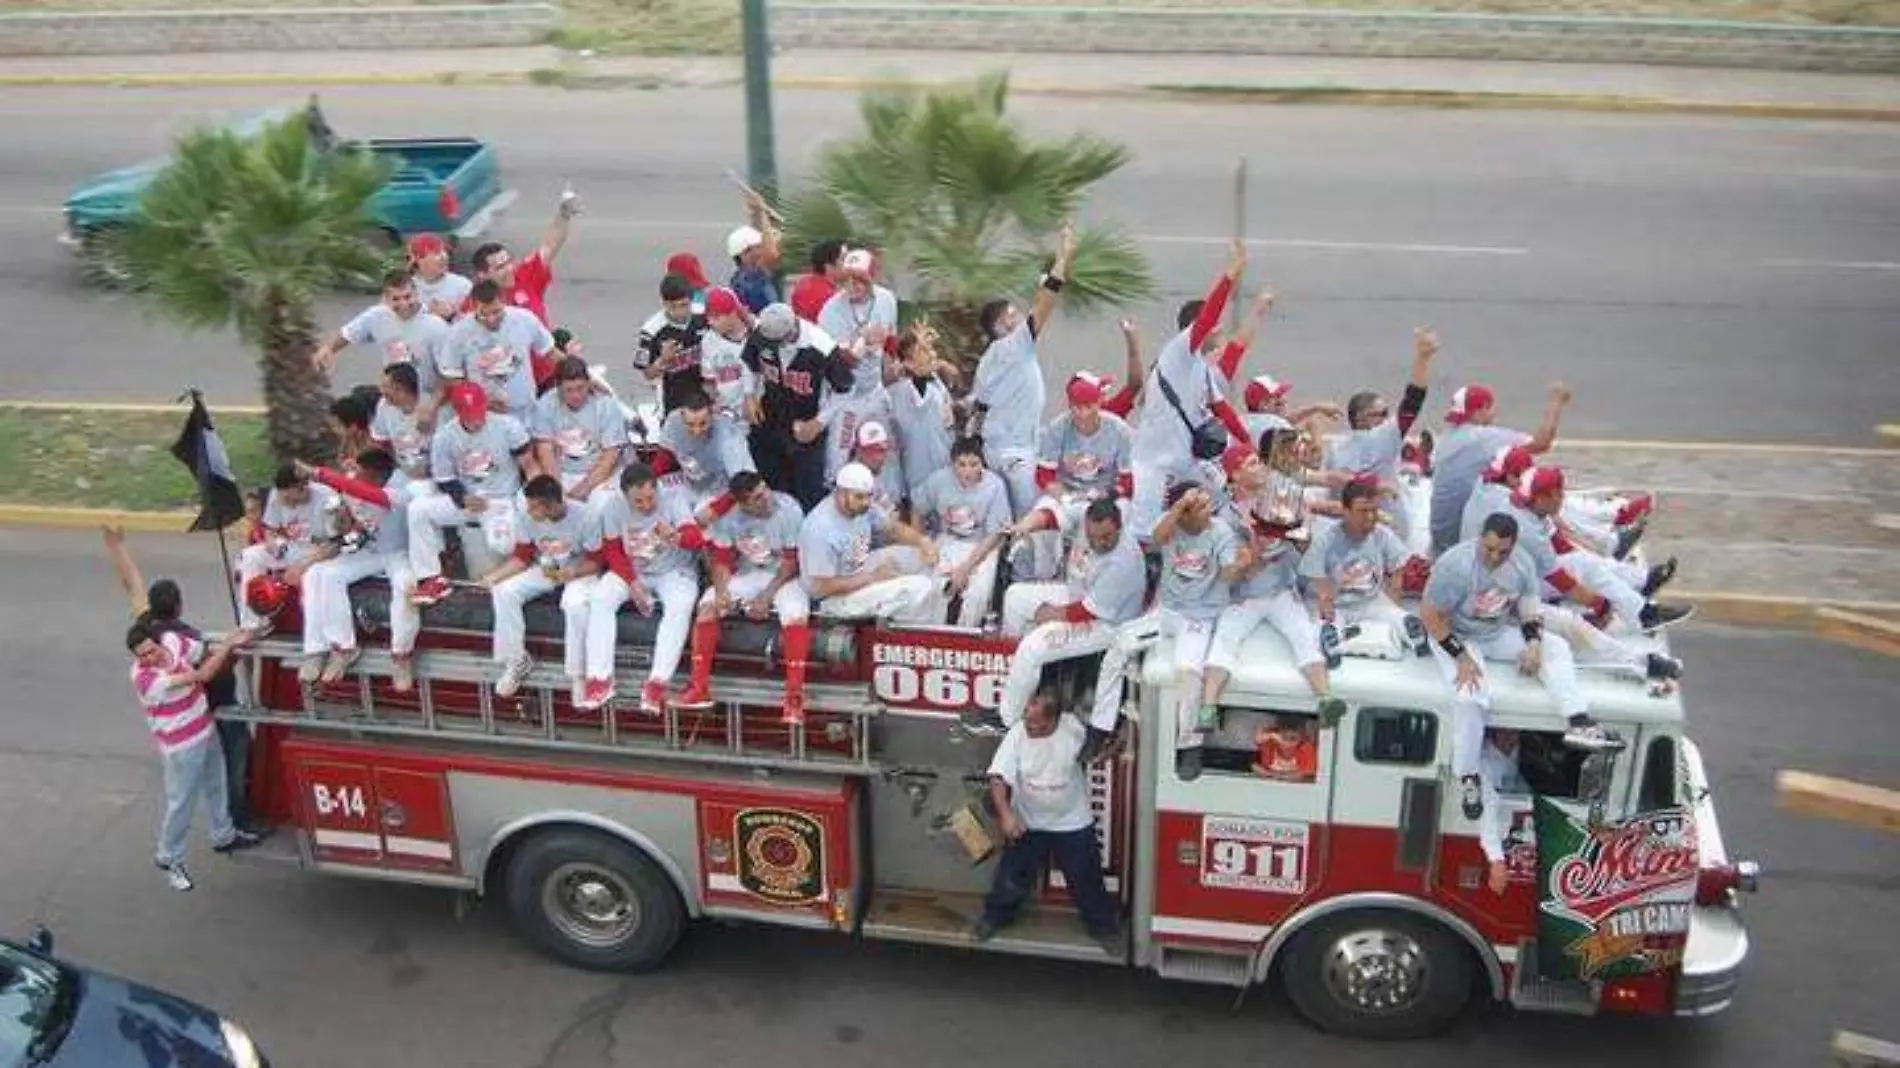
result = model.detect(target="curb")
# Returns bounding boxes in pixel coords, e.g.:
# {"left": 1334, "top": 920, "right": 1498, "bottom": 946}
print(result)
{"left": 1678, "top": 590, "right": 1900, "bottom": 630}
{"left": 0, "top": 504, "right": 198, "bottom": 533}
{"left": 0, "top": 67, "right": 1892, "bottom": 122}
{"left": 1814, "top": 606, "right": 1900, "bottom": 659}
{"left": 0, "top": 400, "right": 265, "bottom": 415}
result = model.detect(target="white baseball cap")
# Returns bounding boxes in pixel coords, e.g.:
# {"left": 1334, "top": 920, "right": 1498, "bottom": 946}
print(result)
{"left": 726, "top": 225, "right": 764, "bottom": 258}
{"left": 841, "top": 248, "right": 876, "bottom": 277}
{"left": 855, "top": 421, "right": 891, "bottom": 450}
{"left": 835, "top": 463, "right": 876, "bottom": 493}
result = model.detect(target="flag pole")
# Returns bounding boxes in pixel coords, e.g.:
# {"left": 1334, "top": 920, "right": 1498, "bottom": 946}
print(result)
{"left": 184, "top": 387, "right": 244, "bottom": 629}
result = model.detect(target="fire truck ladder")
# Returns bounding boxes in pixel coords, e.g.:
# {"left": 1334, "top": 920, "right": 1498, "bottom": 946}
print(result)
{"left": 228, "top": 636, "right": 883, "bottom": 776}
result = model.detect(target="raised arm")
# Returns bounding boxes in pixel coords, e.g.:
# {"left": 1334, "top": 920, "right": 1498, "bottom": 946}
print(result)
{"left": 1215, "top": 290, "right": 1274, "bottom": 382}
{"left": 539, "top": 189, "right": 581, "bottom": 265}
{"left": 102, "top": 526, "right": 146, "bottom": 612}
{"left": 1027, "top": 220, "right": 1078, "bottom": 336}
{"left": 1394, "top": 328, "right": 1436, "bottom": 435}
{"left": 1525, "top": 382, "right": 1572, "bottom": 454}
{"left": 1188, "top": 240, "right": 1246, "bottom": 351}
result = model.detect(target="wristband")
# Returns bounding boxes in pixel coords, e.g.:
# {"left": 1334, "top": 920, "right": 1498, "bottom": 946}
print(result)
{"left": 1521, "top": 619, "right": 1543, "bottom": 643}
{"left": 1039, "top": 273, "right": 1065, "bottom": 293}
{"left": 1438, "top": 635, "right": 1466, "bottom": 659}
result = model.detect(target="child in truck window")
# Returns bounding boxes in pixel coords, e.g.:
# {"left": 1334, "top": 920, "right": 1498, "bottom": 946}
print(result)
{"left": 1253, "top": 714, "right": 1318, "bottom": 782}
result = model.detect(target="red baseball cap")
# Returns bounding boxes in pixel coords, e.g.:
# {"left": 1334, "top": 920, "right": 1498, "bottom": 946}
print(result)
{"left": 704, "top": 286, "right": 742, "bottom": 318}
{"left": 855, "top": 421, "right": 891, "bottom": 452}
{"left": 665, "top": 252, "right": 710, "bottom": 290}
{"left": 448, "top": 381, "right": 488, "bottom": 423}
{"left": 1065, "top": 372, "right": 1114, "bottom": 407}
{"left": 1514, "top": 465, "right": 1565, "bottom": 505}
{"left": 841, "top": 248, "right": 876, "bottom": 278}
{"left": 1446, "top": 384, "right": 1495, "bottom": 425}
{"left": 1485, "top": 444, "right": 1535, "bottom": 484}
{"left": 408, "top": 233, "right": 447, "bottom": 260}
{"left": 1220, "top": 440, "right": 1258, "bottom": 476}
{"left": 1243, "top": 374, "right": 1293, "bottom": 412}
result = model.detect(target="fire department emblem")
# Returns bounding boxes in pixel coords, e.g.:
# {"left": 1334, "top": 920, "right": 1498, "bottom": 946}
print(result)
{"left": 734, "top": 808, "right": 825, "bottom": 904}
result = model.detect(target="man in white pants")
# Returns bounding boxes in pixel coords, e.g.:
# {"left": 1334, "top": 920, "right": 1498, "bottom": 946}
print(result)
{"left": 1422, "top": 513, "right": 1611, "bottom": 822}
{"left": 1508, "top": 467, "right": 1688, "bottom": 635}
{"left": 969, "top": 223, "right": 1076, "bottom": 518}
{"left": 478, "top": 474, "right": 600, "bottom": 701}
{"left": 996, "top": 499, "right": 1148, "bottom": 734}
{"left": 293, "top": 451, "right": 422, "bottom": 690}
{"left": 1008, "top": 372, "right": 1133, "bottom": 580}
{"left": 1305, "top": 479, "right": 1426, "bottom": 661}
{"left": 234, "top": 463, "right": 338, "bottom": 633}
{"left": 912, "top": 436, "right": 1012, "bottom": 627}
{"left": 409, "top": 382, "right": 537, "bottom": 606}
{"left": 532, "top": 354, "right": 627, "bottom": 520}
{"left": 799, "top": 462, "right": 943, "bottom": 622}
{"left": 586, "top": 463, "right": 707, "bottom": 715}
{"left": 680, "top": 471, "right": 814, "bottom": 722}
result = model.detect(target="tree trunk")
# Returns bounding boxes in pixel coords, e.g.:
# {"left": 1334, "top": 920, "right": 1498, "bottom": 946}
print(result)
{"left": 260, "top": 288, "right": 335, "bottom": 465}
{"left": 921, "top": 299, "right": 986, "bottom": 399}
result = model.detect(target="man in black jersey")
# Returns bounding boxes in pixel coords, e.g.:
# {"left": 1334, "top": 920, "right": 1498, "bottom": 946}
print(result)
{"left": 636, "top": 273, "right": 708, "bottom": 417}
{"left": 742, "top": 303, "right": 853, "bottom": 511}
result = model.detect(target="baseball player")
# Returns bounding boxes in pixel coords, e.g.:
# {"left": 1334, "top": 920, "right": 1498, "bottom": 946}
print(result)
{"left": 816, "top": 248, "right": 900, "bottom": 397}
{"left": 912, "top": 436, "right": 1013, "bottom": 627}
{"left": 968, "top": 222, "right": 1078, "bottom": 518}
{"left": 636, "top": 272, "right": 708, "bottom": 416}
{"left": 478, "top": 475, "right": 601, "bottom": 702}
{"left": 408, "top": 382, "right": 537, "bottom": 606}
{"left": 697, "top": 286, "right": 758, "bottom": 423}
{"left": 653, "top": 389, "right": 757, "bottom": 510}
{"left": 840, "top": 421, "right": 907, "bottom": 519}
{"left": 1508, "top": 467, "right": 1688, "bottom": 634}
{"left": 439, "top": 278, "right": 557, "bottom": 419}
{"left": 743, "top": 303, "right": 853, "bottom": 511}
{"left": 886, "top": 324, "right": 956, "bottom": 509}
{"left": 587, "top": 464, "right": 707, "bottom": 715}
{"left": 311, "top": 268, "right": 450, "bottom": 397}
{"left": 234, "top": 463, "right": 339, "bottom": 633}
{"left": 368, "top": 362, "right": 435, "bottom": 488}
{"left": 1303, "top": 478, "right": 1426, "bottom": 659}
{"left": 798, "top": 462, "right": 944, "bottom": 623}
{"left": 1007, "top": 371, "right": 1135, "bottom": 580}
{"left": 290, "top": 451, "right": 421, "bottom": 690}
{"left": 1429, "top": 381, "right": 1573, "bottom": 555}
{"left": 408, "top": 233, "right": 471, "bottom": 321}
{"left": 532, "top": 355, "right": 628, "bottom": 518}
{"left": 680, "top": 471, "right": 814, "bottom": 722}
{"left": 1322, "top": 328, "right": 1436, "bottom": 544}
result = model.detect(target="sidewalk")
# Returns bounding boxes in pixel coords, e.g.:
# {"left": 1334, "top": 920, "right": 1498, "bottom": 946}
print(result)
{"left": 2, "top": 46, "right": 1897, "bottom": 115}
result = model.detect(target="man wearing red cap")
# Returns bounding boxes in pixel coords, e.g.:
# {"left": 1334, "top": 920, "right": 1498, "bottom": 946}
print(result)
{"left": 697, "top": 286, "right": 758, "bottom": 422}
{"left": 912, "top": 436, "right": 1013, "bottom": 627}
{"left": 311, "top": 268, "right": 450, "bottom": 398}
{"left": 1460, "top": 444, "right": 1536, "bottom": 545}
{"left": 815, "top": 249, "right": 900, "bottom": 486}
{"left": 407, "top": 381, "right": 537, "bottom": 606}
{"left": 665, "top": 251, "right": 711, "bottom": 303}
{"left": 790, "top": 240, "right": 846, "bottom": 324}
{"left": 1429, "top": 381, "right": 1572, "bottom": 555}
{"left": 408, "top": 233, "right": 471, "bottom": 321}
{"left": 637, "top": 272, "right": 709, "bottom": 417}
{"left": 1008, "top": 370, "right": 1133, "bottom": 580}
{"left": 1242, "top": 373, "right": 1343, "bottom": 445}
{"left": 466, "top": 187, "right": 580, "bottom": 329}
{"left": 841, "top": 420, "right": 906, "bottom": 519}
{"left": 1508, "top": 466, "right": 1687, "bottom": 634}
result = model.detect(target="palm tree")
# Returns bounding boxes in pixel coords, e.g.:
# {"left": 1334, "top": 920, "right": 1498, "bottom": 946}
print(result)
{"left": 115, "top": 102, "right": 395, "bottom": 464}
{"left": 779, "top": 72, "right": 1154, "bottom": 376}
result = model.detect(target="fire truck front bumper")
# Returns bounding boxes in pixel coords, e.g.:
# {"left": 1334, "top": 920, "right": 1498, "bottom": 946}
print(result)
{"left": 1676, "top": 904, "right": 1749, "bottom": 1016}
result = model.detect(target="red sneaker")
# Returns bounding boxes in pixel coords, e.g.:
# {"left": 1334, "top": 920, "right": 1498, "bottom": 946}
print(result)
{"left": 676, "top": 681, "right": 714, "bottom": 709}
{"left": 578, "top": 676, "right": 615, "bottom": 711}
{"left": 639, "top": 679, "right": 667, "bottom": 717}
{"left": 1616, "top": 493, "right": 1655, "bottom": 527}
{"left": 411, "top": 575, "right": 452, "bottom": 606}
{"left": 781, "top": 693, "right": 805, "bottom": 726}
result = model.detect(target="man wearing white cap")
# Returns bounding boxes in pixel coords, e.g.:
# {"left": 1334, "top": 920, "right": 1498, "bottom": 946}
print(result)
{"left": 815, "top": 248, "right": 902, "bottom": 483}
{"left": 727, "top": 190, "right": 782, "bottom": 314}
{"left": 1428, "top": 381, "right": 1573, "bottom": 556}
{"left": 913, "top": 436, "right": 1013, "bottom": 627}
{"left": 969, "top": 222, "right": 1078, "bottom": 518}
{"left": 799, "top": 462, "right": 944, "bottom": 622}
{"left": 1008, "top": 371, "right": 1133, "bottom": 580}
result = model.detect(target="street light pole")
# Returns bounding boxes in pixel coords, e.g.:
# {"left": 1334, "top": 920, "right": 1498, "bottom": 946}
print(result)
{"left": 741, "top": 0, "right": 779, "bottom": 196}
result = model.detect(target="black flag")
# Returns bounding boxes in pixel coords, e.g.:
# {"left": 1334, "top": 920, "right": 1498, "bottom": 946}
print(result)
{"left": 170, "top": 390, "right": 245, "bottom": 532}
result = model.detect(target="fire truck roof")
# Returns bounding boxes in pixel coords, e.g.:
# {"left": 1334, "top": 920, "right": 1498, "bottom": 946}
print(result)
{"left": 1144, "top": 629, "right": 1689, "bottom": 728}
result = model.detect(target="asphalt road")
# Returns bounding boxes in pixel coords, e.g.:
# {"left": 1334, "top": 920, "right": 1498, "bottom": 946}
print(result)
{"left": 1, "top": 527, "right": 1895, "bottom": 1068}
{"left": 1, "top": 86, "right": 1897, "bottom": 443}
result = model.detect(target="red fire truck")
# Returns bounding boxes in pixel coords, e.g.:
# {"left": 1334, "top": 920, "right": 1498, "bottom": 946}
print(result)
{"left": 226, "top": 576, "right": 1754, "bottom": 1040}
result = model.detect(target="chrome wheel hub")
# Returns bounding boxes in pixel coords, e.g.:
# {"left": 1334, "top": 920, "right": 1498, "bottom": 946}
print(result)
{"left": 543, "top": 862, "right": 642, "bottom": 948}
{"left": 1321, "top": 928, "right": 1429, "bottom": 1014}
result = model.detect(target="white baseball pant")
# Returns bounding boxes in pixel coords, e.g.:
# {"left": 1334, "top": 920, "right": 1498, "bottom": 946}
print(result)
{"left": 299, "top": 551, "right": 388, "bottom": 655}
{"left": 1001, "top": 581, "right": 1070, "bottom": 638}
{"left": 1209, "top": 589, "right": 1324, "bottom": 674}
{"left": 937, "top": 535, "right": 1001, "bottom": 628}
{"left": 816, "top": 549, "right": 944, "bottom": 623}
{"left": 701, "top": 568, "right": 812, "bottom": 621}
{"left": 408, "top": 493, "right": 516, "bottom": 581}
{"left": 582, "top": 569, "right": 699, "bottom": 684}
{"left": 1096, "top": 609, "right": 1218, "bottom": 748}
{"left": 984, "top": 444, "right": 1040, "bottom": 520}
{"left": 235, "top": 541, "right": 323, "bottom": 631}
{"left": 490, "top": 568, "right": 587, "bottom": 673}
{"left": 1547, "top": 553, "right": 1646, "bottom": 632}
{"left": 1431, "top": 626, "right": 1583, "bottom": 780}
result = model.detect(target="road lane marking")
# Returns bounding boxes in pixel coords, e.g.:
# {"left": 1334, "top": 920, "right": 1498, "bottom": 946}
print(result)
{"left": 1760, "top": 258, "right": 1900, "bottom": 272}
{"left": 1140, "top": 234, "right": 1530, "bottom": 256}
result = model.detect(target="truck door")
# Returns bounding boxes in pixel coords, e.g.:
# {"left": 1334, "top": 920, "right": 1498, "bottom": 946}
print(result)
{"left": 1149, "top": 698, "right": 1335, "bottom": 950}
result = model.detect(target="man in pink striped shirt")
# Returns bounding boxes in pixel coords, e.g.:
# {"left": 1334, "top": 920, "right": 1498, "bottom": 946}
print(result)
{"left": 127, "top": 620, "right": 262, "bottom": 891}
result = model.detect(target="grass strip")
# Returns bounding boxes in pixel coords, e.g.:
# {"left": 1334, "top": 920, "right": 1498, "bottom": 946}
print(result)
{"left": 0, "top": 407, "right": 272, "bottom": 512}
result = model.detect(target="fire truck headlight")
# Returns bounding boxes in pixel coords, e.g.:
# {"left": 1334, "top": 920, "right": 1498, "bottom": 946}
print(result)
{"left": 219, "top": 1017, "right": 264, "bottom": 1068}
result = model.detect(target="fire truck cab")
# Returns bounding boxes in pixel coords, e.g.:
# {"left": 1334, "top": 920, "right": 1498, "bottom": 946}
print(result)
{"left": 228, "top": 576, "right": 1752, "bottom": 1041}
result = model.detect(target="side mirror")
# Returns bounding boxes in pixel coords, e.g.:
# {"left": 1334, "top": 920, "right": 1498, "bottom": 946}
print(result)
{"left": 26, "top": 926, "right": 53, "bottom": 955}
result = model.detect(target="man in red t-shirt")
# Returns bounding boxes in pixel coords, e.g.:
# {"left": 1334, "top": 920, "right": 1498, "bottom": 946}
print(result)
{"left": 790, "top": 239, "right": 846, "bottom": 324}
{"left": 466, "top": 190, "right": 581, "bottom": 391}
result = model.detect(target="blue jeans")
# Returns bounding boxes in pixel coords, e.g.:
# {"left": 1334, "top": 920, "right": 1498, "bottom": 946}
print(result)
{"left": 981, "top": 825, "right": 1118, "bottom": 937}
{"left": 156, "top": 733, "right": 235, "bottom": 866}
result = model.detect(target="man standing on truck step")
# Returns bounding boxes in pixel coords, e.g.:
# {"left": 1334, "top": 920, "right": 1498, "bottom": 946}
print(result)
{"left": 290, "top": 451, "right": 423, "bottom": 691}
{"left": 1421, "top": 513, "right": 1614, "bottom": 822}
{"left": 653, "top": 389, "right": 756, "bottom": 511}
{"left": 311, "top": 268, "right": 450, "bottom": 398}
{"left": 587, "top": 463, "right": 707, "bottom": 715}
{"left": 440, "top": 278, "right": 556, "bottom": 420}
{"left": 972, "top": 693, "right": 1120, "bottom": 953}
{"left": 233, "top": 463, "right": 338, "bottom": 634}
{"left": 126, "top": 618, "right": 262, "bottom": 892}
{"left": 911, "top": 436, "right": 1013, "bottom": 628}
{"left": 532, "top": 355, "right": 628, "bottom": 521}
{"left": 479, "top": 474, "right": 602, "bottom": 702}
{"left": 408, "top": 233, "right": 471, "bottom": 322}
{"left": 636, "top": 273, "right": 709, "bottom": 416}
{"left": 681, "top": 471, "right": 813, "bottom": 722}
{"left": 995, "top": 498, "right": 1147, "bottom": 737}
{"left": 743, "top": 303, "right": 854, "bottom": 512}
{"left": 409, "top": 382, "right": 537, "bottom": 606}
{"left": 798, "top": 462, "right": 944, "bottom": 623}
{"left": 968, "top": 221, "right": 1078, "bottom": 519}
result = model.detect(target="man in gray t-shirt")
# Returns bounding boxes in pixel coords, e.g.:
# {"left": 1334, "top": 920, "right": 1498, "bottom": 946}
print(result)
{"left": 969, "top": 223, "right": 1076, "bottom": 518}
{"left": 1428, "top": 381, "right": 1570, "bottom": 555}
{"left": 531, "top": 356, "right": 628, "bottom": 516}
{"left": 408, "top": 382, "right": 536, "bottom": 604}
{"left": 656, "top": 392, "right": 756, "bottom": 508}
{"left": 913, "top": 439, "right": 1013, "bottom": 628}
{"left": 439, "top": 282, "right": 556, "bottom": 419}
{"left": 312, "top": 270, "right": 450, "bottom": 397}
{"left": 798, "top": 463, "right": 943, "bottom": 624}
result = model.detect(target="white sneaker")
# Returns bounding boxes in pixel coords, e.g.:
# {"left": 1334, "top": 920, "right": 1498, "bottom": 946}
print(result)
{"left": 319, "top": 647, "right": 360, "bottom": 685}
{"left": 156, "top": 861, "right": 194, "bottom": 892}
{"left": 495, "top": 654, "right": 535, "bottom": 699}
{"left": 297, "top": 654, "right": 324, "bottom": 684}
{"left": 390, "top": 655, "right": 414, "bottom": 694}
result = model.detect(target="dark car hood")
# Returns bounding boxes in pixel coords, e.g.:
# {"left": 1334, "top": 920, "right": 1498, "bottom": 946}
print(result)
{"left": 46, "top": 971, "right": 234, "bottom": 1068}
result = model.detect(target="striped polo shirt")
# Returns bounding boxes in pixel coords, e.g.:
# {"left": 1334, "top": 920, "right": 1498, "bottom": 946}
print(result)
{"left": 130, "top": 631, "right": 214, "bottom": 755}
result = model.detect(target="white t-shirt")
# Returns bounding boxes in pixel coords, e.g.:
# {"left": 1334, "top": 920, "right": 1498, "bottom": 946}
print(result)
{"left": 971, "top": 320, "right": 1044, "bottom": 453}
{"left": 440, "top": 308, "right": 554, "bottom": 417}
{"left": 989, "top": 714, "right": 1093, "bottom": 833}
{"left": 369, "top": 399, "right": 431, "bottom": 479}
{"left": 339, "top": 304, "right": 450, "bottom": 395}
{"left": 1133, "top": 329, "right": 1222, "bottom": 474}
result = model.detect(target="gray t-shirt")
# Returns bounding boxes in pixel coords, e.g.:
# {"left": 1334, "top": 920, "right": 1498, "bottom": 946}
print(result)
{"left": 338, "top": 471, "right": 410, "bottom": 559}
{"left": 1133, "top": 330, "right": 1222, "bottom": 474}
{"left": 440, "top": 308, "right": 554, "bottom": 417}
{"left": 1423, "top": 538, "right": 1541, "bottom": 642}
{"left": 598, "top": 488, "right": 698, "bottom": 578}
{"left": 914, "top": 468, "right": 1011, "bottom": 542}
{"left": 1244, "top": 411, "right": 1291, "bottom": 447}
{"left": 887, "top": 375, "right": 954, "bottom": 499}
{"left": 1460, "top": 480, "right": 1516, "bottom": 545}
{"left": 340, "top": 304, "right": 450, "bottom": 396}
{"left": 817, "top": 285, "right": 899, "bottom": 395}
{"left": 1301, "top": 520, "right": 1409, "bottom": 607}
{"left": 1504, "top": 500, "right": 1563, "bottom": 582}
{"left": 533, "top": 392, "right": 629, "bottom": 479}
{"left": 369, "top": 399, "right": 431, "bottom": 479}
{"left": 1220, "top": 500, "right": 1301, "bottom": 601}
{"left": 1067, "top": 529, "right": 1147, "bottom": 624}
{"left": 1430, "top": 424, "right": 1529, "bottom": 552}
{"left": 513, "top": 499, "right": 596, "bottom": 572}
{"left": 798, "top": 496, "right": 890, "bottom": 591}
{"left": 1037, "top": 411, "right": 1132, "bottom": 498}
{"left": 1158, "top": 519, "right": 1240, "bottom": 621}
{"left": 971, "top": 321, "right": 1044, "bottom": 453}
{"left": 411, "top": 270, "right": 472, "bottom": 316}
{"left": 712, "top": 492, "right": 805, "bottom": 577}
{"left": 657, "top": 410, "right": 755, "bottom": 494}
{"left": 430, "top": 414, "right": 530, "bottom": 500}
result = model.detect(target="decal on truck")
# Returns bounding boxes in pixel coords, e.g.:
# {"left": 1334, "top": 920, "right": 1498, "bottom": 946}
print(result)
{"left": 735, "top": 808, "right": 826, "bottom": 904}
{"left": 1535, "top": 798, "right": 1698, "bottom": 980}
{"left": 868, "top": 630, "right": 1014, "bottom": 714}
{"left": 1199, "top": 816, "right": 1309, "bottom": 895}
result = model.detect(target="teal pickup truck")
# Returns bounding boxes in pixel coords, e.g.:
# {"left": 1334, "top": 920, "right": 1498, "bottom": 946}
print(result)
{"left": 60, "top": 101, "right": 517, "bottom": 282}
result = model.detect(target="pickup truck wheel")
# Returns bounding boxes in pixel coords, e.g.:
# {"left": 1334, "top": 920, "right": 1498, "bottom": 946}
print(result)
{"left": 1279, "top": 909, "right": 1474, "bottom": 1040}
{"left": 505, "top": 828, "right": 685, "bottom": 973}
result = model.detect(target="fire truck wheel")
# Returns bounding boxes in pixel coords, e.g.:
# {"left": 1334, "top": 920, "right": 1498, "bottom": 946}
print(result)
{"left": 1279, "top": 909, "right": 1474, "bottom": 1040}
{"left": 504, "top": 829, "right": 686, "bottom": 972}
